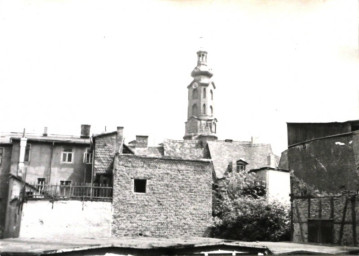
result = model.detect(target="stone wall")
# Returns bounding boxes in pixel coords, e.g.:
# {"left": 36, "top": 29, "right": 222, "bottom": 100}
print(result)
{"left": 19, "top": 200, "right": 112, "bottom": 239}
{"left": 112, "top": 154, "right": 213, "bottom": 237}
{"left": 292, "top": 195, "right": 359, "bottom": 246}
{"left": 94, "top": 133, "right": 117, "bottom": 175}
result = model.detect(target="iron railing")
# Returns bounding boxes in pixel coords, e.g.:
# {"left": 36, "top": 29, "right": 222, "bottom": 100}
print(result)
{"left": 25, "top": 183, "right": 113, "bottom": 201}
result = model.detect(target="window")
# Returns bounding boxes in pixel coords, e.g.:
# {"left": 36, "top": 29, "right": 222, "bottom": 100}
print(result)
{"left": 83, "top": 148, "right": 92, "bottom": 164}
{"left": 236, "top": 160, "right": 248, "bottom": 172}
{"left": 0, "top": 148, "right": 3, "bottom": 165}
{"left": 203, "top": 88, "right": 206, "bottom": 98}
{"left": 210, "top": 89, "right": 213, "bottom": 100}
{"left": 210, "top": 106, "right": 213, "bottom": 115}
{"left": 24, "top": 144, "right": 31, "bottom": 162}
{"left": 61, "top": 148, "right": 73, "bottom": 163}
{"left": 203, "top": 104, "right": 206, "bottom": 114}
{"left": 237, "top": 164, "right": 246, "bottom": 172}
{"left": 60, "top": 180, "right": 71, "bottom": 186}
{"left": 37, "top": 178, "right": 45, "bottom": 194}
{"left": 192, "top": 104, "right": 198, "bottom": 116}
{"left": 134, "top": 179, "right": 147, "bottom": 193}
{"left": 192, "top": 88, "right": 198, "bottom": 99}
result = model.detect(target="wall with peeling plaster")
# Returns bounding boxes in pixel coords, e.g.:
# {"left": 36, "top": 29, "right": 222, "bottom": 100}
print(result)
{"left": 288, "top": 133, "right": 359, "bottom": 193}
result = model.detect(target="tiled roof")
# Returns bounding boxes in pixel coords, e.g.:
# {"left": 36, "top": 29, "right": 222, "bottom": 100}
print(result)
{"left": 163, "top": 139, "right": 206, "bottom": 160}
{"left": 207, "top": 140, "right": 274, "bottom": 179}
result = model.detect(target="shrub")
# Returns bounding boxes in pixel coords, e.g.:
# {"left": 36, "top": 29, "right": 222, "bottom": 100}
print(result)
{"left": 212, "top": 171, "right": 290, "bottom": 241}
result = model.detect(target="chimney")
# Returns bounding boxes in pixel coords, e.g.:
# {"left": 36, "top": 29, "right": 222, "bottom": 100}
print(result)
{"left": 267, "top": 154, "right": 277, "bottom": 168}
{"left": 116, "top": 126, "right": 124, "bottom": 153}
{"left": 136, "top": 135, "right": 148, "bottom": 148}
{"left": 18, "top": 136, "right": 27, "bottom": 177}
{"left": 43, "top": 127, "right": 48, "bottom": 137}
{"left": 80, "top": 124, "right": 91, "bottom": 138}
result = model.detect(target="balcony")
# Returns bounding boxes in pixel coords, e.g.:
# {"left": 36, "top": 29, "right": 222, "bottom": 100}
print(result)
{"left": 25, "top": 183, "right": 113, "bottom": 201}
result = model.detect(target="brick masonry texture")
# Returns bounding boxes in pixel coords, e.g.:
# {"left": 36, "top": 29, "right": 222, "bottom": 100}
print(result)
{"left": 94, "top": 134, "right": 117, "bottom": 174}
{"left": 112, "top": 154, "right": 213, "bottom": 238}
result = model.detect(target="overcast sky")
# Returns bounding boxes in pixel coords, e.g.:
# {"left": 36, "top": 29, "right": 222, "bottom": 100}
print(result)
{"left": 0, "top": 0, "right": 358, "bottom": 154}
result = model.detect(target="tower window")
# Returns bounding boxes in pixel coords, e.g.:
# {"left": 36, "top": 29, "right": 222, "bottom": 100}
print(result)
{"left": 192, "top": 88, "right": 198, "bottom": 99}
{"left": 203, "top": 104, "right": 206, "bottom": 114}
{"left": 203, "top": 88, "right": 206, "bottom": 98}
{"left": 134, "top": 179, "right": 147, "bottom": 193}
{"left": 192, "top": 104, "right": 198, "bottom": 116}
{"left": 211, "top": 90, "right": 213, "bottom": 100}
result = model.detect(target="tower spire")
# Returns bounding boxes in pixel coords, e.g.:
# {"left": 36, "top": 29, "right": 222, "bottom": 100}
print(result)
{"left": 184, "top": 50, "right": 217, "bottom": 142}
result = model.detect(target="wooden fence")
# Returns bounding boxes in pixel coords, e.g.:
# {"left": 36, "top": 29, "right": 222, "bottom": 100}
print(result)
{"left": 25, "top": 183, "right": 113, "bottom": 201}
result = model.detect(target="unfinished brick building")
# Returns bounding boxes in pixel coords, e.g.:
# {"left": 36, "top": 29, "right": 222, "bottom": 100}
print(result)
{"left": 112, "top": 154, "right": 213, "bottom": 237}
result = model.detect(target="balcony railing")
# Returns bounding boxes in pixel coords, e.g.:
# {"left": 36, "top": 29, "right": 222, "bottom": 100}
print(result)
{"left": 25, "top": 183, "right": 113, "bottom": 201}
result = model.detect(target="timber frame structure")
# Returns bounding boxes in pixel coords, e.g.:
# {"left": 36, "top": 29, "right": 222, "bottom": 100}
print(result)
{"left": 291, "top": 192, "right": 359, "bottom": 246}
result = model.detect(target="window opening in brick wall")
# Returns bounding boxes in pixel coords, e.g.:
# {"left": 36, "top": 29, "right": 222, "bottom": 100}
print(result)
{"left": 134, "top": 179, "right": 147, "bottom": 193}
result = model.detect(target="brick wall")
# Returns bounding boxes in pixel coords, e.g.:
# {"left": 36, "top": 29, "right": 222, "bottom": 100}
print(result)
{"left": 94, "top": 134, "right": 117, "bottom": 175}
{"left": 112, "top": 154, "right": 213, "bottom": 237}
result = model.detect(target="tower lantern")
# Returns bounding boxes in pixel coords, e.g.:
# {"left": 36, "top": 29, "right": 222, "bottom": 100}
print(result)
{"left": 184, "top": 50, "right": 217, "bottom": 142}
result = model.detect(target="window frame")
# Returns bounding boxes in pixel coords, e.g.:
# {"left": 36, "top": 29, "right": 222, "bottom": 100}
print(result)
{"left": 61, "top": 148, "right": 74, "bottom": 164}
{"left": 83, "top": 148, "right": 92, "bottom": 164}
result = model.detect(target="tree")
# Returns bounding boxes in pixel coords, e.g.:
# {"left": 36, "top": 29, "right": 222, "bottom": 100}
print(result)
{"left": 212, "top": 171, "right": 290, "bottom": 241}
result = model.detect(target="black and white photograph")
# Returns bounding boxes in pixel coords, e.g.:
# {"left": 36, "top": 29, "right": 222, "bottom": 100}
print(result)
{"left": 0, "top": 0, "right": 359, "bottom": 255}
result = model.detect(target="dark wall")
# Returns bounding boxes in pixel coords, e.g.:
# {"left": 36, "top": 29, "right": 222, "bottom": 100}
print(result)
{"left": 0, "top": 145, "right": 12, "bottom": 238}
{"left": 288, "top": 123, "right": 352, "bottom": 146}
{"left": 288, "top": 133, "right": 357, "bottom": 193}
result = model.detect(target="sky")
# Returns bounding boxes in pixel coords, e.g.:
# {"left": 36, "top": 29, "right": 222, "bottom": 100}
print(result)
{"left": 0, "top": 0, "right": 358, "bottom": 155}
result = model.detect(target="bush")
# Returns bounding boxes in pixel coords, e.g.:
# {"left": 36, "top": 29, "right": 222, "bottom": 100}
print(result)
{"left": 212, "top": 196, "right": 290, "bottom": 241}
{"left": 212, "top": 171, "right": 291, "bottom": 241}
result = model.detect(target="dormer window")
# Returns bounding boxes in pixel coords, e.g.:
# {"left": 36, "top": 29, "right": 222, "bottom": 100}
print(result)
{"left": 236, "top": 159, "right": 248, "bottom": 172}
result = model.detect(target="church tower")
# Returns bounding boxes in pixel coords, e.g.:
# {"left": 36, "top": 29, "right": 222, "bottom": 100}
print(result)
{"left": 184, "top": 50, "right": 217, "bottom": 141}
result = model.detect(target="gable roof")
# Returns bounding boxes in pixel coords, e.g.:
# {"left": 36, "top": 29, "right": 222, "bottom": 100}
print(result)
{"left": 207, "top": 140, "right": 274, "bottom": 179}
